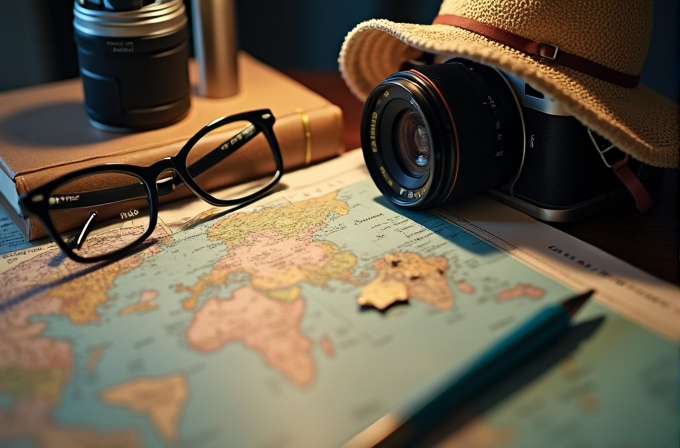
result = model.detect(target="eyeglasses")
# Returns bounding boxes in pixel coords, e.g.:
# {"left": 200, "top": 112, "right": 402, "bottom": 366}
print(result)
{"left": 19, "top": 109, "right": 283, "bottom": 263}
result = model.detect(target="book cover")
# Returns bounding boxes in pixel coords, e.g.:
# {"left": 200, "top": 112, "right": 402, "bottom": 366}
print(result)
{"left": 0, "top": 52, "right": 344, "bottom": 240}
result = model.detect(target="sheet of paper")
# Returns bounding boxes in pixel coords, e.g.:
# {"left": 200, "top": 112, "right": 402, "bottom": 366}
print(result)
{"left": 0, "top": 148, "right": 676, "bottom": 448}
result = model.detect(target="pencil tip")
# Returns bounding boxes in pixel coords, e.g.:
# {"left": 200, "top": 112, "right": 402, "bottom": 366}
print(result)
{"left": 561, "top": 290, "right": 594, "bottom": 317}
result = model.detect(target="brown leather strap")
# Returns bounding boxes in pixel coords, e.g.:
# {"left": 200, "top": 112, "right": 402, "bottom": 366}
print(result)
{"left": 433, "top": 14, "right": 640, "bottom": 88}
{"left": 611, "top": 156, "right": 654, "bottom": 212}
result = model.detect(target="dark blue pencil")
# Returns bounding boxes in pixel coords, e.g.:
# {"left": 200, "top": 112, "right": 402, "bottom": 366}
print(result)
{"left": 344, "top": 290, "right": 594, "bottom": 448}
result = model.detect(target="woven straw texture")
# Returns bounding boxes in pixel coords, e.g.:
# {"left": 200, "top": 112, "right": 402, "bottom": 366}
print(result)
{"left": 339, "top": 0, "right": 679, "bottom": 168}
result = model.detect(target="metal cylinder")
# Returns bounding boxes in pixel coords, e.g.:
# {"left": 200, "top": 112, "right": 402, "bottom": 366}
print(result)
{"left": 191, "top": 0, "right": 239, "bottom": 98}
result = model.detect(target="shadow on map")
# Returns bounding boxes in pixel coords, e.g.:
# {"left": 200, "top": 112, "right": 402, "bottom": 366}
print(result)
{"left": 358, "top": 299, "right": 410, "bottom": 314}
{"left": 387, "top": 315, "right": 606, "bottom": 447}
{"left": 178, "top": 183, "right": 289, "bottom": 232}
{"left": 0, "top": 241, "right": 156, "bottom": 315}
{"left": 373, "top": 196, "right": 498, "bottom": 256}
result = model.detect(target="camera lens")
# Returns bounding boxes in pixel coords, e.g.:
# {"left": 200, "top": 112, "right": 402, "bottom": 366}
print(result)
{"left": 73, "top": 0, "right": 191, "bottom": 131}
{"left": 361, "top": 58, "right": 523, "bottom": 208}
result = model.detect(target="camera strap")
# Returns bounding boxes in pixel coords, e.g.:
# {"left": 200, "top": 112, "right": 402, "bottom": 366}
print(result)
{"left": 588, "top": 129, "right": 653, "bottom": 212}
{"left": 610, "top": 156, "right": 654, "bottom": 213}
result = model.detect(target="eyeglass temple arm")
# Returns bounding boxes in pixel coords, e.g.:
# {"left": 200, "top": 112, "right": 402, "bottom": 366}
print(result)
{"left": 46, "top": 181, "right": 154, "bottom": 211}
{"left": 45, "top": 124, "right": 261, "bottom": 211}
{"left": 185, "top": 123, "right": 260, "bottom": 180}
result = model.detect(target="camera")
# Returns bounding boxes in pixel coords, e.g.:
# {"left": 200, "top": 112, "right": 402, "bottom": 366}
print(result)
{"left": 360, "top": 58, "right": 658, "bottom": 222}
{"left": 73, "top": 0, "right": 191, "bottom": 131}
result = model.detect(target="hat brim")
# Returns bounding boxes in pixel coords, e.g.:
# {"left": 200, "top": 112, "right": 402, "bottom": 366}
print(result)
{"left": 339, "top": 19, "right": 679, "bottom": 168}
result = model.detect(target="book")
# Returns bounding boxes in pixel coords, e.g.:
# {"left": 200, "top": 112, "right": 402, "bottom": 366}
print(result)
{"left": 0, "top": 52, "right": 345, "bottom": 240}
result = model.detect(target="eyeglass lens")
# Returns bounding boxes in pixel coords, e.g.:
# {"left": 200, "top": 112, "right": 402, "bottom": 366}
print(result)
{"left": 47, "top": 172, "right": 152, "bottom": 259}
{"left": 186, "top": 119, "right": 279, "bottom": 201}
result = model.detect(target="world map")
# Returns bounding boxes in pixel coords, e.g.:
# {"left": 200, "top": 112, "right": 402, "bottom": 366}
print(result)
{"left": 0, "top": 165, "right": 675, "bottom": 448}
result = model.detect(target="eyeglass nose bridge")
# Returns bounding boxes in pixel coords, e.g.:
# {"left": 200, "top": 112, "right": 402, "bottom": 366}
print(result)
{"left": 150, "top": 159, "right": 224, "bottom": 207}
{"left": 141, "top": 156, "right": 195, "bottom": 201}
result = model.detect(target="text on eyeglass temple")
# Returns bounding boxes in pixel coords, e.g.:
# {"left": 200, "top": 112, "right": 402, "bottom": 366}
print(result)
{"left": 220, "top": 124, "right": 256, "bottom": 151}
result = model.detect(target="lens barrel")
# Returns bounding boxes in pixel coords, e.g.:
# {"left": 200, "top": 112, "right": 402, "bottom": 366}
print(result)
{"left": 73, "top": 0, "right": 191, "bottom": 131}
{"left": 361, "top": 59, "right": 523, "bottom": 208}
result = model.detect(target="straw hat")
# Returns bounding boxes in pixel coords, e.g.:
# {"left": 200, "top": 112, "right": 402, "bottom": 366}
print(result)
{"left": 339, "top": 0, "right": 679, "bottom": 168}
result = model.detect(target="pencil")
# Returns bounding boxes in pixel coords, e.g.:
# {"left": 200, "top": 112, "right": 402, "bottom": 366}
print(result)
{"left": 344, "top": 289, "right": 595, "bottom": 448}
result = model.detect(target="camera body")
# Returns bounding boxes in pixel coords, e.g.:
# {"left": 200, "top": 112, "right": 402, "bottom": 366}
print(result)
{"left": 361, "top": 58, "right": 658, "bottom": 222}
{"left": 484, "top": 70, "right": 658, "bottom": 221}
{"left": 73, "top": 0, "right": 191, "bottom": 131}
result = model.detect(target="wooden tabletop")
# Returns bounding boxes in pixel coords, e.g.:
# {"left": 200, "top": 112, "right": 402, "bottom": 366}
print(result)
{"left": 285, "top": 70, "right": 679, "bottom": 285}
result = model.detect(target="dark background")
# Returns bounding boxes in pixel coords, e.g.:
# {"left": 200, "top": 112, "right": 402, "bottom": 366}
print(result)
{"left": 0, "top": 0, "right": 677, "bottom": 101}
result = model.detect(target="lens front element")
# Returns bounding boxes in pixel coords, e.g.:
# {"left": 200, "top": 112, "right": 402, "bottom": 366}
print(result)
{"left": 395, "top": 109, "right": 430, "bottom": 176}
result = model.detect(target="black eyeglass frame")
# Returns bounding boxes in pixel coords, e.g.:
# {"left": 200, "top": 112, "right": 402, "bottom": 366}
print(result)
{"left": 19, "top": 109, "right": 284, "bottom": 263}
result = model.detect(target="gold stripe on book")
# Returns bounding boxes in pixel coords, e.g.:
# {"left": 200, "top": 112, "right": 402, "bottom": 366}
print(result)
{"left": 295, "top": 108, "right": 313, "bottom": 165}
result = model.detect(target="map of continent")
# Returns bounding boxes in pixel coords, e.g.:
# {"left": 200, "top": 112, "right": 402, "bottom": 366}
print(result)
{"left": 186, "top": 286, "right": 314, "bottom": 386}
{"left": 358, "top": 252, "right": 451, "bottom": 310}
{"left": 179, "top": 191, "right": 356, "bottom": 311}
{"left": 100, "top": 374, "right": 188, "bottom": 444}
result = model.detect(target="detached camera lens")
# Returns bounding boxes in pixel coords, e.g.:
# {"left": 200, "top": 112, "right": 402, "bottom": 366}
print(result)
{"left": 73, "top": 0, "right": 191, "bottom": 131}
{"left": 360, "top": 59, "right": 524, "bottom": 208}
